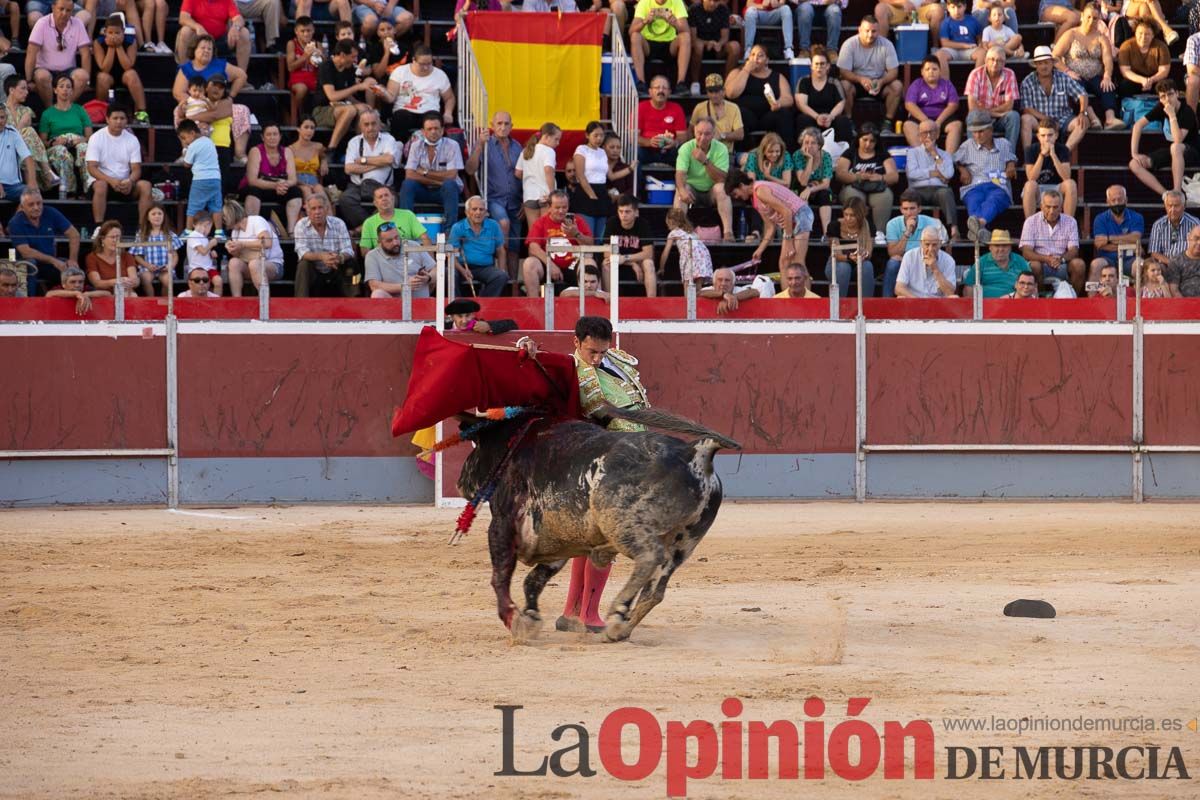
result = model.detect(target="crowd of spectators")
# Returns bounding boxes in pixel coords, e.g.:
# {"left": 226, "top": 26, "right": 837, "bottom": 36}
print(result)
{"left": 5, "top": 0, "right": 1200, "bottom": 308}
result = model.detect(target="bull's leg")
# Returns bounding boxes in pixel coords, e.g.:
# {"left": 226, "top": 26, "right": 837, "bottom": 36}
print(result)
{"left": 510, "top": 560, "right": 568, "bottom": 643}
{"left": 602, "top": 542, "right": 665, "bottom": 643}
{"left": 612, "top": 501, "right": 721, "bottom": 639}
{"left": 487, "top": 516, "right": 519, "bottom": 630}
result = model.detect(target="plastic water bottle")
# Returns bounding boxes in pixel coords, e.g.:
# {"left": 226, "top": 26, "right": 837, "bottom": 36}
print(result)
{"left": 737, "top": 209, "right": 747, "bottom": 241}
{"left": 387, "top": 37, "right": 400, "bottom": 56}
{"left": 107, "top": 89, "right": 114, "bottom": 104}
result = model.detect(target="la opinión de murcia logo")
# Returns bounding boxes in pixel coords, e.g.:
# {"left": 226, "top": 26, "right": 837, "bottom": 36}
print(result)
{"left": 495, "top": 699, "right": 1192, "bottom": 797}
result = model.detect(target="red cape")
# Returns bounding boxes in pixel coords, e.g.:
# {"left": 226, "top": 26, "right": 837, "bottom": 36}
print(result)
{"left": 391, "top": 327, "right": 581, "bottom": 436}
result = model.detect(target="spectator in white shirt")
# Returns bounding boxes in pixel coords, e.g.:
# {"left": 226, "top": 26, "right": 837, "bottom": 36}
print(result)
{"left": 85, "top": 105, "right": 151, "bottom": 229}
{"left": 336, "top": 109, "right": 399, "bottom": 230}
{"left": 381, "top": 44, "right": 454, "bottom": 142}
{"left": 896, "top": 226, "right": 958, "bottom": 297}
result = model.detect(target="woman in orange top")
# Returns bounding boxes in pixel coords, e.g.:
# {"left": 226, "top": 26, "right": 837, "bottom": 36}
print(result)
{"left": 85, "top": 221, "right": 140, "bottom": 295}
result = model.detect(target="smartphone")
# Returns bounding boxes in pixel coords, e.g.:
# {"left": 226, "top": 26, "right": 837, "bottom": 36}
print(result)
{"left": 1084, "top": 281, "right": 1101, "bottom": 293}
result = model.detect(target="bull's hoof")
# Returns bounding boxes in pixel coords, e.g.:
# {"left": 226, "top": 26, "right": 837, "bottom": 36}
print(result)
{"left": 555, "top": 615, "right": 586, "bottom": 633}
{"left": 510, "top": 610, "right": 543, "bottom": 644}
{"left": 603, "top": 611, "right": 632, "bottom": 642}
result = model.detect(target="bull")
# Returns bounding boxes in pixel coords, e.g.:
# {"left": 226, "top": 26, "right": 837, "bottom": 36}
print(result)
{"left": 458, "top": 406, "right": 740, "bottom": 643}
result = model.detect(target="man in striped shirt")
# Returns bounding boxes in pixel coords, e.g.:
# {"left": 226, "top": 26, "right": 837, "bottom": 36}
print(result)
{"left": 1185, "top": 31, "right": 1200, "bottom": 110}
{"left": 1019, "top": 46, "right": 1089, "bottom": 152}
{"left": 1148, "top": 190, "right": 1200, "bottom": 268}
{"left": 964, "top": 47, "right": 1020, "bottom": 146}
{"left": 1019, "top": 188, "right": 1085, "bottom": 295}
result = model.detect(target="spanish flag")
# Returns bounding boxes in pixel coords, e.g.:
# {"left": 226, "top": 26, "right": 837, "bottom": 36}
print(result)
{"left": 467, "top": 12, "right": 606, "bottom": 157}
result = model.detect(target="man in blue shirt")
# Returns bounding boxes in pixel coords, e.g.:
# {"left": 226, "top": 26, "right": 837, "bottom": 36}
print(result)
{"left": 448, "top": 195, "right": 509, "bottom": 297}
{"left": 464, "top": 110, "right": 523, "bottom": 257}
{"left": 8, "top": 188, "right": 80, "bottom": 295}
{"left": 1089, "top": 184, "right": 1145, "bottom": 281}
{"left": 0, "top": 105, "right": 36, "bottom": 202}
{"left": 883, "top": 190, "right": 947, "bottom": 297}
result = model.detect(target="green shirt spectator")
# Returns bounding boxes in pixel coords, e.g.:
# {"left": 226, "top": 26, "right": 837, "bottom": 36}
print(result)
{"left": 634, "top": 0, "right": 689, "bottom": 43}
{"left": 38, "top": 104, "right": 92, "bottom": 141}
{"left": 963, "top": 250, "right": 1031, "bottom": 297}
{"left": 360, "top": 208, "right": 428, "bottom": 251}
{"left": 675, "top": 138, "right": 729, "bottom": 193}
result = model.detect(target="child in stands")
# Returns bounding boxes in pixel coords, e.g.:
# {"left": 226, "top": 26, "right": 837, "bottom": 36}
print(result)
{"left": 177, "top": 120, "right": 225, "bottom": 241}
{"left": 130, "top": 203, "right": 181, "bottom": 297}
{"left": 287, "top": 16, "right": 321, "bottom": 118}
{"left": 185, "top": 210, "right": 222, "bottom": 295}
{"left": 183, "top": 76, "right": 212, "bottom": 135}
{"left": 661, "top": 207, "right": 713, "bottom": 285}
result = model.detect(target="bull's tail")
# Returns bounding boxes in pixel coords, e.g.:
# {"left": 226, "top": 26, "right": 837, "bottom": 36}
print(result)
{"left": 602, "top": 405, "right": 742, "bottom": 451}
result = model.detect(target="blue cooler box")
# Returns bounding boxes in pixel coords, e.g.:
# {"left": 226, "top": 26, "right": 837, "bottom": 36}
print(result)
{"left": 417, "top": 214, "right": 444, "bottom": 240}
{"left": 895, "top": 24, "right": 930, "bottom": 63}
{"left": 888, "top": 146, "right": 908, "bottom": 171}
{"left": 789, "top": 58, "right": 811, "bottom": 86}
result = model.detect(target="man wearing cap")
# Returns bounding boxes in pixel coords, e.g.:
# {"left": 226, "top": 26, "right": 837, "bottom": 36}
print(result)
{"left": 1020, "top": 45, "right": 1089, "bottom": 152}
{"left": 1019, "top": 188, "right": 1085, "bottom": 295}
{"left": 443, "top": 298, "right": 517, "bottom": 335}
{"left": 964, "top": 46, "right": 1020, "bottom": 146}
{"left": 689, "top": 73, "right": 745, "bottom": 148}
{"left": 449, "top": 195, "right": 509, "bottom": 297}
{"left": 955, "top": 108, "right": 1016, "bottom": 242}
{"left": 688, "top": 0, "right": 741, "bottom": 95}
{"left": 963, "top": 229, "right": 1030, "bottom": 297}
{"left": 895, "top": 226, "right": 957, "bottom": 298}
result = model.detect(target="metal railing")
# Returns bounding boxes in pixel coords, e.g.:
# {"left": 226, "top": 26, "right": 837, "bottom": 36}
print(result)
{"left": 608, "top": 14, "right": 638, "bottom": 173}
{"left": 456, "top": 20, "right": 490, "bottom": 201}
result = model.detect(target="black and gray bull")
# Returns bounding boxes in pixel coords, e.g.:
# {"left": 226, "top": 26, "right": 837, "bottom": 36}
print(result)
{"left": 458, "top": 406, "right": 740, "bottom": 642}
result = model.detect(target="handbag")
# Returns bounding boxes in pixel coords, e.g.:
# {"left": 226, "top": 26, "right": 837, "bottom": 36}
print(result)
{"left": 1122, "top": 96, "right": 1161, "bottom": 132}
{"left": 1182, "top": 173, "right": 1200, "bottom": 208}
{"left": 822, "top": 127, "right": 849, "bottom": 160}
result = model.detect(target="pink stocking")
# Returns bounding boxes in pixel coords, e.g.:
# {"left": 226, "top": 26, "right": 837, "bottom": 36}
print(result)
{"left": 561, "top": 556, "right": 587, "bottom": 618}
{"left": 580, "top": 561, "right": 613, "bottom": 628}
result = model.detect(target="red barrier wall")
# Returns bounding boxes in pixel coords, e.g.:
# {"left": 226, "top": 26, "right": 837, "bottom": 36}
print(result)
{"left": 867, "top": 334, "right": 1133, "bottom": 446}
{"left": 620, "top": 333, "right": 857, "bottom": 452}
{"left": 1144, "top": 334, "right": 1200, "bottom": 446}
{"left": 177, "top": 335, "right": 416, "bottom": 458}
{"left": 4, "top": 335, "right": 166, "bottom": 450}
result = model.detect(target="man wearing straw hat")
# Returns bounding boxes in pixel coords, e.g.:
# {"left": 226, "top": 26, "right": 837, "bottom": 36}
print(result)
{"left": 963, "top": 228, "right": 1029, "bottom": 298}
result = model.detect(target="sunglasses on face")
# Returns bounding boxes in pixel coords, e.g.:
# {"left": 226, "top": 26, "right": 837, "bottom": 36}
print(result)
{"left": 190, "top": 276, "right": 210, "bottom": 284}
{"left": 378, "top": 222, "right": 398, "bottom": 232}
{"left": 56, "top": 30, "right": 66, "bottom": 51}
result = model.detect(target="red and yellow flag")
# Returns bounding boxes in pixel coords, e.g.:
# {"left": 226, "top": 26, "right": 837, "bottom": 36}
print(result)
{"left": 467, "top": 12, "right": 606, "bottom": 157}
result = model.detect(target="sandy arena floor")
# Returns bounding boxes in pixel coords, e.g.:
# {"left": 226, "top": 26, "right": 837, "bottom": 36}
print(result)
{"left": 1, "top": 502, "right": 1198, "bottom": 799}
